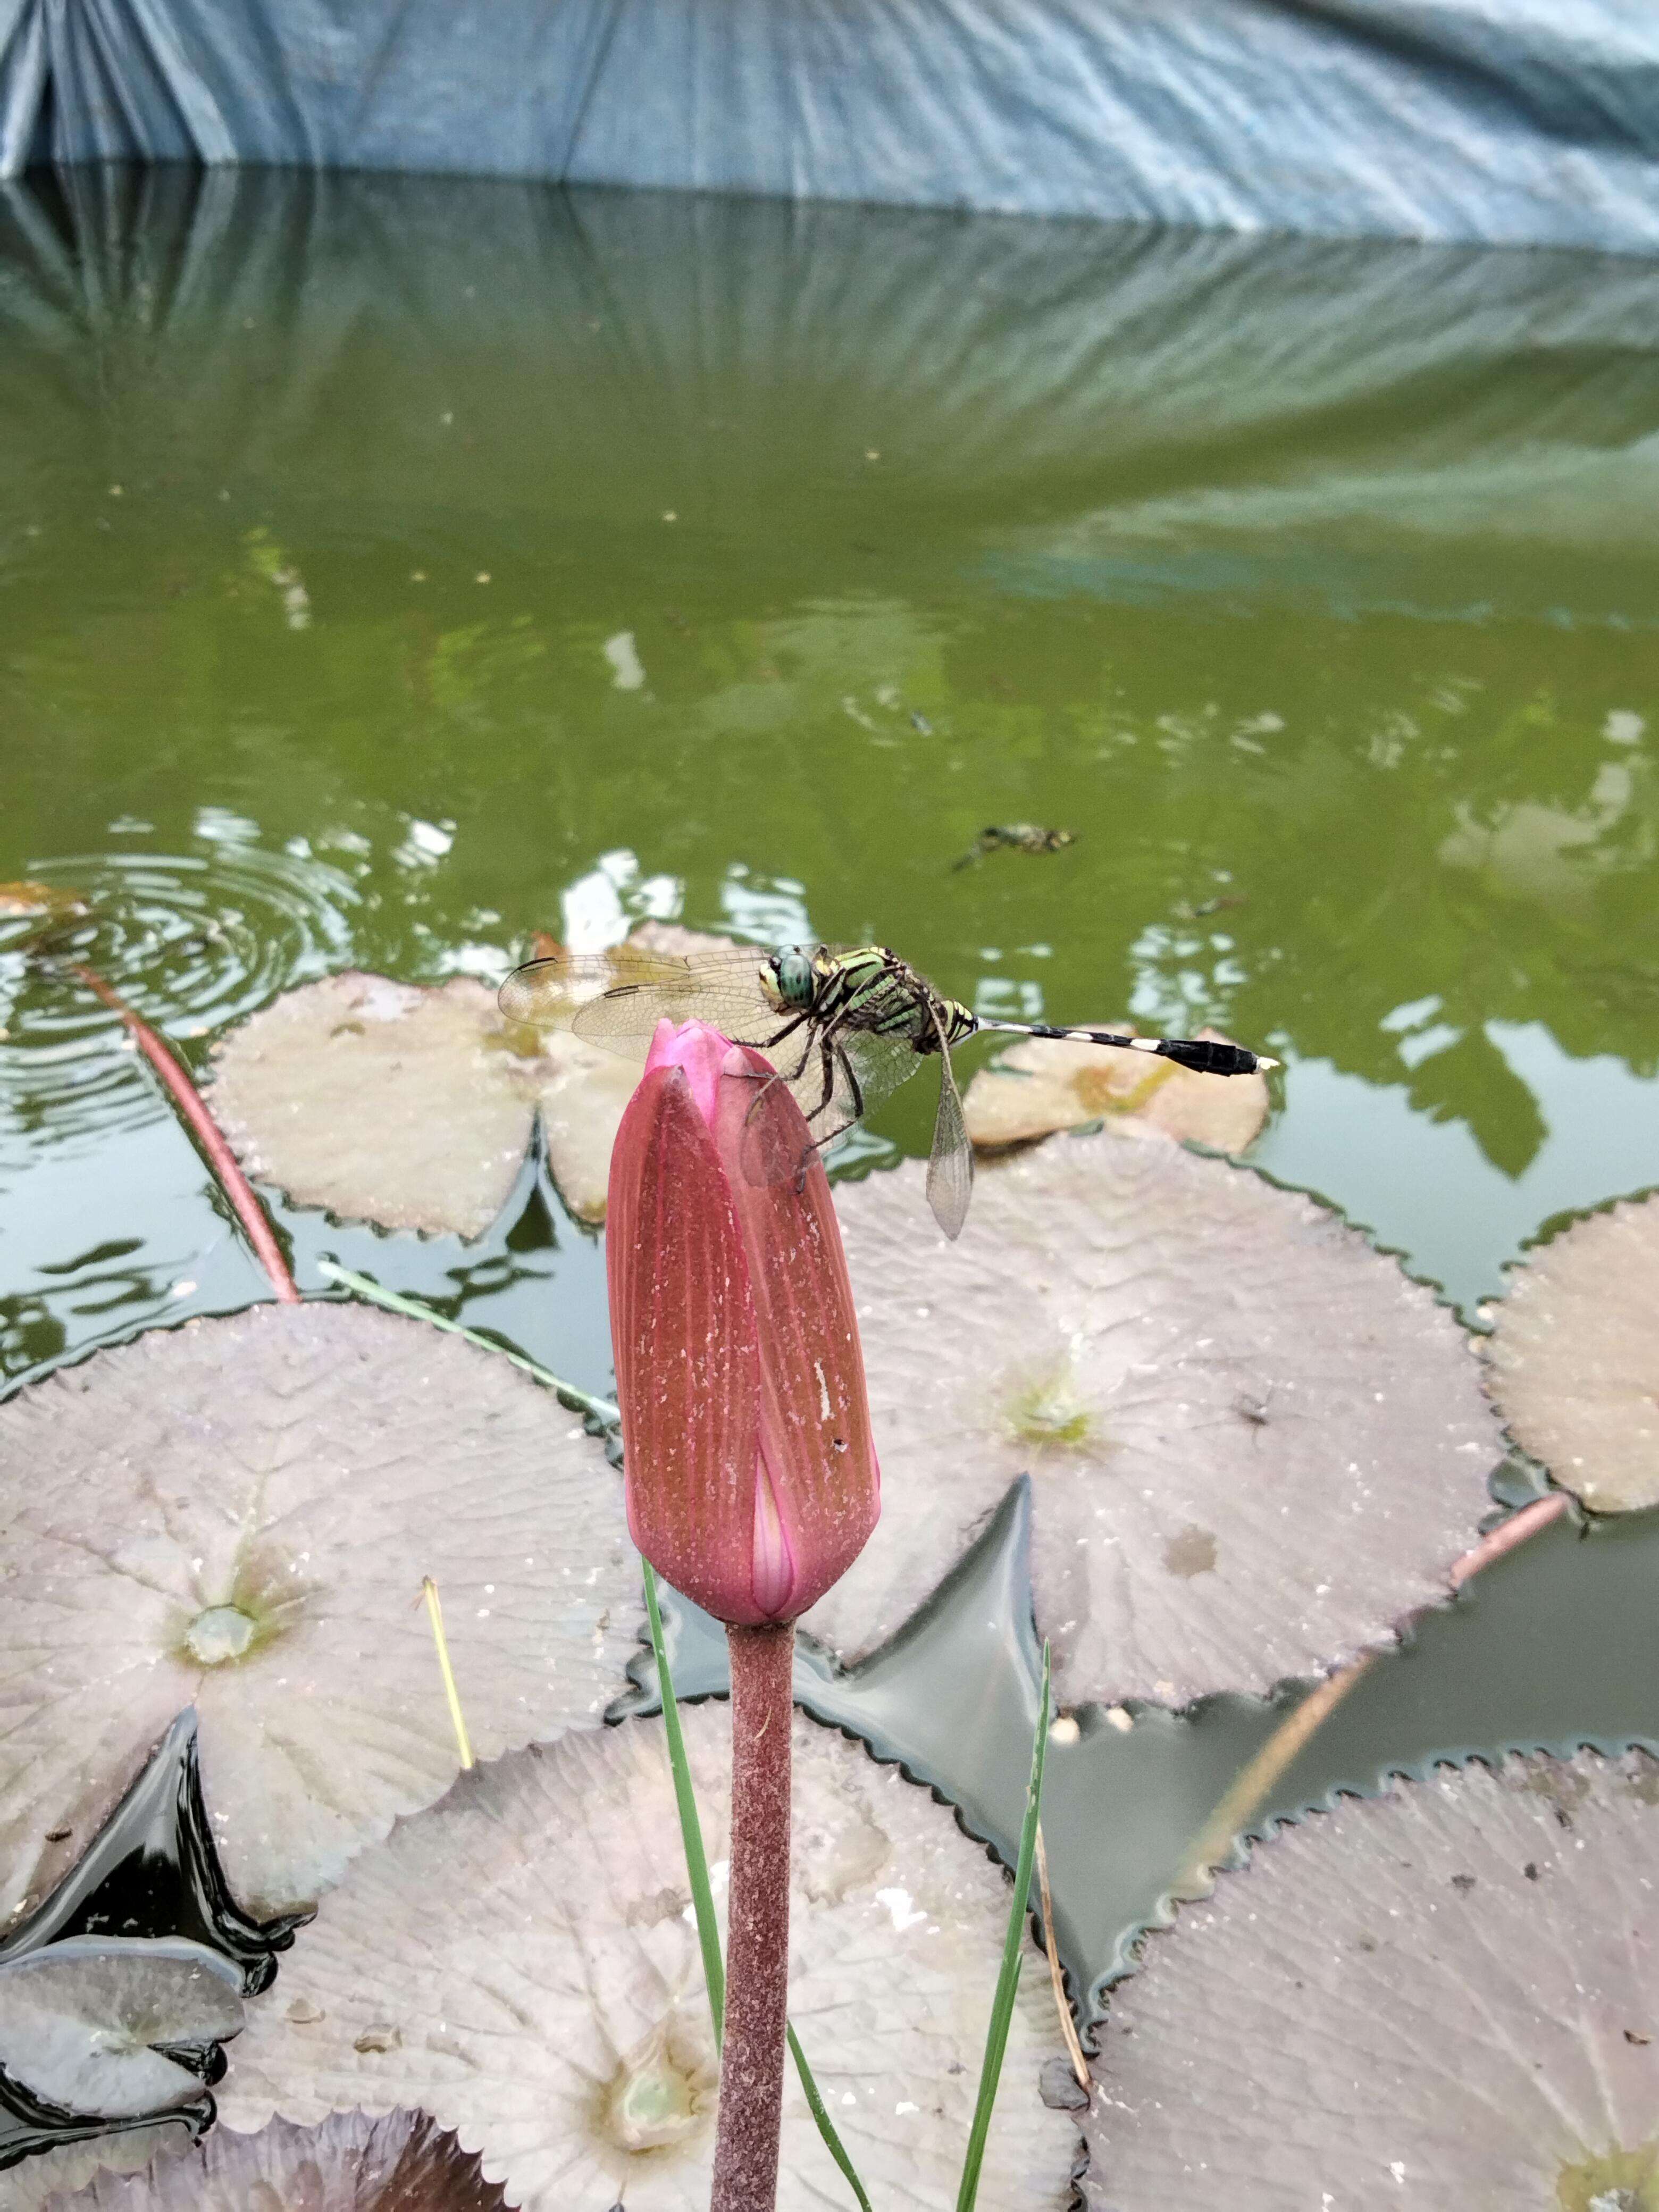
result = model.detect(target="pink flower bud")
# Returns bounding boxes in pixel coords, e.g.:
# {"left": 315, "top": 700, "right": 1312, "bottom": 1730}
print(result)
{"left": 606, "top": 1018, "right": 881, "bottom": 1627}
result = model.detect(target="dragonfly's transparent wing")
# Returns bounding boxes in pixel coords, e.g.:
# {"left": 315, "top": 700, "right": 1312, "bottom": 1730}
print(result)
{"left": 498, "top": 948, "right": 783, "bottom": 1059}
{"left": 922, "top": 1011, "right": 974, "bottom": 1240}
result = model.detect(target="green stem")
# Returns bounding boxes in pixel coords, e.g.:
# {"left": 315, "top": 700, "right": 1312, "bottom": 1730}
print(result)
{"left": 956, "top": 1642, "right": 1053, "bottom": 2212}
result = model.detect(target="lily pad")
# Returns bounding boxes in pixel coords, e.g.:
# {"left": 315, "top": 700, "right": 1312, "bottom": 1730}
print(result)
{"left": 222, "top": 1708, "right": 1080, "bottom": 2210}
{"left": 1482, "top": 1193, "right": 1659, "bottom": 1512}
{"left": 0, "top": 1936, "right": 242, "bottom": 2119}
{"left": 963, "top": 1031, "right": 1269, "bottom": 1155}
{"left": 206, "top": 968, "right": 638, "bottom": 1234}
{"left": 33, "top": 2111, "right": 508, "bottom": 2209}
{"left": 0, "top": 1302, "right": 636, "bottom": 1926}
{"left": 1085, "top": 1749, "right": 1659, "bottom": 2209}
{"left": 12, "top": 2127, "right": 191, "bottom": 2212}
{"left": 810, "top": 1124, "right": 1500, "bottom": 1707}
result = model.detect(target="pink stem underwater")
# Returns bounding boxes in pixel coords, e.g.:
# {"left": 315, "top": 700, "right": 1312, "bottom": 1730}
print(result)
{"left": 711, "top": 1620, "right": 795, "bottom": 2212}
{"left": 71, "top": 963, "right": 300, "bottom": 1305}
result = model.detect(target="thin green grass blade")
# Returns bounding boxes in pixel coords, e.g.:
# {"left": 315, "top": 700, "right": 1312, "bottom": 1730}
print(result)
{"left": 787, "top": 2022, "right": 875, "bottom": 2212}
{"left": 315, "top": 1258, "right": 620, "bottom": 1424}
{"left": 642, "top": 1559, "right": 725, "bottom": 2045}
{"left": 954, "top": 1640, "right": 1052, "bottom": 2212}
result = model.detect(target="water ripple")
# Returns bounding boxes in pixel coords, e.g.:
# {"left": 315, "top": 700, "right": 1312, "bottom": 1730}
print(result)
{"left": 0, "top": 843, "right": 358, "bottom": 1164}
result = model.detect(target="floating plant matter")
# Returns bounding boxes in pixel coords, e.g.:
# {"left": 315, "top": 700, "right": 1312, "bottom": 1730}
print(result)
{"left": 1483, "top": 1193, "right": 1659, "bottom": 1511}
{"left": 206, "top": 968, "right": 636, "bottom": 1233}
{"left": 0, "top": 1936, "right": 242, "bottom": 2119}
{"left": 1085, "top": 1748, "right": 1659, "bottom": 2208}
{"left": 962, "top": 1029, "right": 1269, "bottom": 1154}
{"left": 815, "top": 1124, "right": 1501, "bottom": 1707}
{"left": 0, "top": 1302, "right": 635, "bottom": 1925}
{"left": 222, "top": 1709, "right": 1080, "bottom": 2210}
{"left": 31, "top": 2109, "right": 508, "bottom": 2209}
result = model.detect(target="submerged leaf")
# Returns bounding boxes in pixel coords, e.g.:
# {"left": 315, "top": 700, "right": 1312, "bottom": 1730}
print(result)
{"left": 222, "top": 1710, "right": 1079, "bottom": 2210}
{"left": 811, "top": 1125, "right": 1499, "bottom": 1706}
{"left": 207, "top": 968, "right": 637, "bottom": 1233}
{"left": 34, "top": 2110, "right": 508, "bottom": 2209}
{"left": 0, "top": 1937, "right": 241, "bottom": 2120}
{"left": 1084, "top": 1749, "right": 1659, "bottom": 2209}
{"left": 1484, "top": 1193, "right": 1659, "bottom": 1511}
{"left": 963, "top": 1031, "right": 1268, "bottom": 1155}
{"left": 0, "top": 1303, "right": 635, "bottom": 1925}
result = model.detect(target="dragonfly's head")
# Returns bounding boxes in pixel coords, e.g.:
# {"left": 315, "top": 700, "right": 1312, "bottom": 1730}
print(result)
{"left": 765, "top": 945, "right": 817, "bottom": 1012}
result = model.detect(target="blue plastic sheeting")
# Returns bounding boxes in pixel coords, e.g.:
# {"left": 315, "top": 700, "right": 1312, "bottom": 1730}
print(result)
{"left": 0, "top": 1, "right": 1657, "bottom": 254}
{"left": 3, "top": 165, "right": 1656, "bottom": 629}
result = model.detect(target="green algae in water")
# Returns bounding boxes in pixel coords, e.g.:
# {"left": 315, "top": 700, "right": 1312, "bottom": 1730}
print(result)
{"left": 3, "top": 164, "right": 1659, "bottom": 2175}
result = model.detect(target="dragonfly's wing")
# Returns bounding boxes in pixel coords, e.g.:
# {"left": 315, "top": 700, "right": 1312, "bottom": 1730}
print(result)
{"left": 498, "top": 947, "right": 782, "bottom": 1058}
{"left": 830, "top": 1027, "right": 928, "bottom": 1133}
{"left": 922, "top": 1011, "right": 974, "bottom": 1240}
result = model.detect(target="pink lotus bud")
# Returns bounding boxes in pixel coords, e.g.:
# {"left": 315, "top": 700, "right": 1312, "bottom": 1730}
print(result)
{"left": 606, "top": 1018, "right": 881, "bottom": 1627}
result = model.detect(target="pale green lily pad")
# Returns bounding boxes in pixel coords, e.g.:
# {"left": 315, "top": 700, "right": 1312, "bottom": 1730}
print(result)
{"left": 1483, "top": 1193, "right": 1659, "bottom": 1511}
{"left": 0, "top": 1937, "right": 242, "bottom": 2119}
{"left": 1085, "top": 1749, "right": 1659, "bottom": 2209}
{"left": 33, "top": 2110, "right": 508, "bottom": 2209}
{"left": 0, "top": 1302, "right": 635, "bottom": 1926}
{"left": 222, "top": 1708, "right": 1079, "bottom": 2210}
{"left": 964, "top": 1029, "right": 1269, "bottom": 1155}
{"left": 811, "top": 1124, "right": 1501, "bottom": 1707}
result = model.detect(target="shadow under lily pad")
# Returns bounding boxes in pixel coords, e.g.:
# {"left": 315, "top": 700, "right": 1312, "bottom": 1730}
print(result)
{"left": 0, "top": 1302, "right": 636, "bottom": 1926}
{"left": 1084, "top": 1748, "right": 1659, "bottom": 2209}
{"left": 206, "top": 969, "right": 638, "bottom": 1235}
{"left": 1483, "top": 1191, "right": 1659, "bottom": 1512}
{"left": 34, "top": 2110, "right": 508, "bottom": 2209}
{"left": 963, "top": 1030, "right": 1269, "bottom": 1156}
{"left": 221, "top": 1709, "right": 1080, "bottom": 2210}
{"left": 811, "top": 1124, "right": 1501, "bottom": 1708}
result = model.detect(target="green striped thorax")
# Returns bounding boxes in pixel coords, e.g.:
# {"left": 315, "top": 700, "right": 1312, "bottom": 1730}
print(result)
{"left": 761, "top": 942, "right": 976, "bottom": 1053}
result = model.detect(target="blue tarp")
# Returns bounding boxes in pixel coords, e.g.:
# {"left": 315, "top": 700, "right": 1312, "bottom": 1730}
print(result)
{"left": 1, "top": 1, "right": 1656, "bottom": 254}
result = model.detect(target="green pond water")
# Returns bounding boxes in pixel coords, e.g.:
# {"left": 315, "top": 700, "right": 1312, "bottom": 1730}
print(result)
{"left": 4, "top": 163, "right": 1659, "bottom": 2042}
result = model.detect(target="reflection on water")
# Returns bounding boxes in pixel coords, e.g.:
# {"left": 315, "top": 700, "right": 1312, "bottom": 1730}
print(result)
{"left": 2, "top": 163, "right": 1659, "bottom": 2160}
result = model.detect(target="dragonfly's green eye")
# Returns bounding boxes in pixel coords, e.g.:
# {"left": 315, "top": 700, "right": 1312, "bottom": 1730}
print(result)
{"left": 771, "top": 948, "right": 816, "bottom": 1008}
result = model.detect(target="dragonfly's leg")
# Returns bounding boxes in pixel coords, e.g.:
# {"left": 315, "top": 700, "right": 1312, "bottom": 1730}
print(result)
{"left": 837, "top": 1044, "right": 865, "bottom": 1120}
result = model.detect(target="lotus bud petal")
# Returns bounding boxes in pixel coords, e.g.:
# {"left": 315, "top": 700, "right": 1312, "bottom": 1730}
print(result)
{"left": 607, "top": 1019, "right": 881, "bottom": 1627}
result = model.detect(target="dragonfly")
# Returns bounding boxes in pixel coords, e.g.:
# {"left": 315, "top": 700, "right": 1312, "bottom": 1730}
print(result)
{"left": 499, "top": 942, "right": 1277, "bottom": 1241}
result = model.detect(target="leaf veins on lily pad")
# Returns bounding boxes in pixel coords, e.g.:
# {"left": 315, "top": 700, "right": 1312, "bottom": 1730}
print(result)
{"left": 1084, "top": 1749, "right": 1659, "bottom": 2209}
{"left": 0, "top": 1303, "right": 635, "bottom": 1926}
{"left": 963, "top": 1030, "right": 1269, "bottom": 1155}
{"left": 206, "top": 969, "right": 638, "bottom": 1234}
{"left": 813, "top": 1125, "right": 1500, "bottom": 1707}
{"left": 221, "top": 1710, "right": 1080, "bottom": 2210}
{"left": 33, "top": 2110, "right": 507, "bottom": 2209}
{"left": 1483, "top": 1193, "right": 1659, "bottom": 1512}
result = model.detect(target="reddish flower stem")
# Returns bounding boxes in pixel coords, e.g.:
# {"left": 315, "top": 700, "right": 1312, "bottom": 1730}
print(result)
{"left": 71, "top": 963, "right": 300, "bottom": 1304}
{"left": 712, "top": 1621, "right": 795, "bottom": 2212}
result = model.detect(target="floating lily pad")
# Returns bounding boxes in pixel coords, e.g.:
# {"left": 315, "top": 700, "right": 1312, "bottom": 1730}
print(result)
{"left": 222, "top": 1708, "right": 1079, "bottom": 2210}
{"left": 963, "top": 1030, "right": 1269, "bottom": 1155}
{"left": 811, "top": 1125, "right": 1499, "bottom": 1707}
{"left": 0, "top": 1936, "right": 242, "bottom": 2119}
{"left": 33, "top": 2110, "right": 508, "bottom": 2209}
{"left": 1085, "top": 1749, "right": 1659, "bottom": 2209}
{"left": 206, "top": 968, "right": 638, "bottom": 1234}
{"left": 12, "top": 2126, "right": 191, "bottom": 2212}
{"left": 1483, "top": 1194, "right": 1659, "bottom": 1512}
{"left": 0, "top": 1302, "right": 635, "bottom": 1926}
